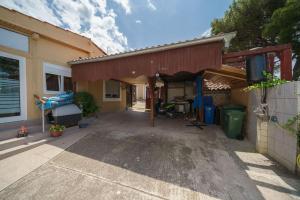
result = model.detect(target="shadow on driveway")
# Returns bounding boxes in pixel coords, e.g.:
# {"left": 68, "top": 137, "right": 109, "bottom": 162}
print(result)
{"left": 1, "top": 111, "right": 299, "bottom": 200}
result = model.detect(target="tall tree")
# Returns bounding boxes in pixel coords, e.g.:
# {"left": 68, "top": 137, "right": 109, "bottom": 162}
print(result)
{"left": 211, "top": 0, "right": 286, "bottom": 52}
{"left": 263, "top": 0, "right": 300, "bottom": 80}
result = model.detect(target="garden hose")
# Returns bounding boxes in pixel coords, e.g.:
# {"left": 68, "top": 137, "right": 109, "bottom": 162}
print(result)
{"left": 297, "top": 154, "right": 300, "bottom": 168}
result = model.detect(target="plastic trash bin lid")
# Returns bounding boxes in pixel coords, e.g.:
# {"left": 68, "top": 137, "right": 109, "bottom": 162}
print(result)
{"left": 222, "top": 104, "right": 246, "bottom": 110}
{"left": 52, "top": 104, "right": 82, "bottom": 117}
{"left": 225, "top": 110, "right": 245, "bottom": 116}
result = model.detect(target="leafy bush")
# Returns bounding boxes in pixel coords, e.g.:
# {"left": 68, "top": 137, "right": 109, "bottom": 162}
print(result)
{"left": 244, "top": 71, "right": 288, "bottom": 91}
{"left": 49, "top": 124, "right": 65, "bottom": 132}
{"left": 74, "top": 92, "right": 98, "bottom": 117}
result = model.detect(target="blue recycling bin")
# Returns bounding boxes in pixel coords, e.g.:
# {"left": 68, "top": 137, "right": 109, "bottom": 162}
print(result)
{"left": 203, "top": 96, "right": 213, "bottom": 107}
{"left": 204, "top": 106, "right": 215, "bottom": 124}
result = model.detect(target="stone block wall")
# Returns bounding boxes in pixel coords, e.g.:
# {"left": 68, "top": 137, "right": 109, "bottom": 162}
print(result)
{"left": 247, "top": 81, "right": 299, "bottom": 173}
{"left": 256, "top": 118, "right": 268, "bottom": 154}
{"left": 267, "top": 82, "right": 299, "bottom": 173}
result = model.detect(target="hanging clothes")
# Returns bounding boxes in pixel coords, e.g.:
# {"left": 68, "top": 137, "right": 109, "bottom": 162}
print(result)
{"left": 35, "top": 92, "right": 74, "bottom": 110}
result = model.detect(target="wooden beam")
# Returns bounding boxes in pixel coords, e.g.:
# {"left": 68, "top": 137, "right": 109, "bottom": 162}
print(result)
{"left": 223, "top": 44, "right": 292, "bottom": 59}
{"left": 222, "top": 57, "right": 245, "bottom": 64}
{"left": 204, "top": 70, "right": 246, "bottom": 81}
{"left": 221, "top": 65, "right": 246, "bottom": 76}
{"left": 280, "top": 48, "right": 292, "bottom": 81}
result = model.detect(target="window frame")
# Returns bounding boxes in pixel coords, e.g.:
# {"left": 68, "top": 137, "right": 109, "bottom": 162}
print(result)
{"left": 0, "top": 28, "right": 29, "bottom": 52}
{"left": 103, "top": 80, "right": 121, "bottom": 102}
{"left": 43, "top": 63, "right": 71, "bottom": 94}
{"left": 0, "top": 51, "right": 27, "bottom": 123}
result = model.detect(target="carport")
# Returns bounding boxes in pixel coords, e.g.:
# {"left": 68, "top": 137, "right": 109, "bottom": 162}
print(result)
{"left": 69, "top": 33, "right": 292, "bottom": 126}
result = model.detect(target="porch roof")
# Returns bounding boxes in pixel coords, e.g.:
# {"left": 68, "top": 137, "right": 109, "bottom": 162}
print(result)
{"left": 69, "top": 33, "right": 236, "bottom": 82}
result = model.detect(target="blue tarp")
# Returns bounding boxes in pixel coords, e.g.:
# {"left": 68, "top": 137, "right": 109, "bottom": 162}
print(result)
{"left": 193, "top": 76, "right": 203, "bottom": 109}
{"left": 35, "top": 92, "right": 74, "bottom": 110}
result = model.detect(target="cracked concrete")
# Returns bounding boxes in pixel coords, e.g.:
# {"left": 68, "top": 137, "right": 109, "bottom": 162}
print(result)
{"left": 0, "top": 111, "right": 299, "bottom": 200}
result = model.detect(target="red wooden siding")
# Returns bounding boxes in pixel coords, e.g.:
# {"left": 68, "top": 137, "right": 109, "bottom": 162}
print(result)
{"left": 72, "top": 41, "right": 223, "bottom": 82}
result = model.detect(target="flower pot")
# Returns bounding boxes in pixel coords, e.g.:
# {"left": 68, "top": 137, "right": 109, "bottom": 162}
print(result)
{"left": 50, "top": 131, "right": 63, "bottom": 137}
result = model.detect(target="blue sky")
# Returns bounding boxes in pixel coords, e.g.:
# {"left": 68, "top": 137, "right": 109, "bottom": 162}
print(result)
{"left": 110, "top": 0, "right": 232, "bottom": 50}
{"left": 0, "top": 0, "right": 232, "bottom": 54}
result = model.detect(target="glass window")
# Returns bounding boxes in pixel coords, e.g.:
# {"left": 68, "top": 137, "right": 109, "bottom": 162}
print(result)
{"left": 0, "top": 56, "right": 21, "bottom": 117}
{"left": 46, "top": 73, "right": 60, "bottom": 91}
{"left": 43, "top": 63, "right": 72, "bottom": 94}
{"left": 0, "top": 28, "right": 29, "bottom": 52}
{"left": 105, "top": 80, "right": 120, "bottom": 99}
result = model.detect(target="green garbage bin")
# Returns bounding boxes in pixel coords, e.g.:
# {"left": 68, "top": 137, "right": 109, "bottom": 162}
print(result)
{"left": 220, "top": 104, "right": 246, "bottom": 129}
{"left": 224, "top": 111, "right": 245, "bottom": 139}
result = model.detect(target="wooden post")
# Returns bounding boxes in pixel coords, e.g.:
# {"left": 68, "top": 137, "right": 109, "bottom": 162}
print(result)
{"left": 72, "top": 81, "right": 77, "bottom": 93}
{"left": 280, "top": 48, "right": 292, "bottom": 80}
{"left": 148, "top": 77, "right": 155, "bottom": 127}
{"left": 164, "top": 81, "right": 168, "bottom": 104}
{"left": 199, "top": 77, "right": 204, "bottom": 122}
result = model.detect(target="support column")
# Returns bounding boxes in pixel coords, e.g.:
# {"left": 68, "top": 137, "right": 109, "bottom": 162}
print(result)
{"left": 280, "top": 48, "right": 292, "bottom": 81}
{"left": 164, "top": 81, "right": 168, "bottom": 104}
{"left": 148, "top": 77, "right": 155, "bottom": 127}
{"left": 199, "top": 77, "right": 204, "bottom": 122}
{"left": 73, "top": 81, "right": 77, "bottom": 93}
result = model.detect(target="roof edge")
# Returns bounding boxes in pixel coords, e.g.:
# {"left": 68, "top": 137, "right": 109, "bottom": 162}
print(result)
{"left": 0, "top": 6, "right": 106, "bottom": 55}
{"left": 69, "top": 32, "right": 235, "bottom": 65}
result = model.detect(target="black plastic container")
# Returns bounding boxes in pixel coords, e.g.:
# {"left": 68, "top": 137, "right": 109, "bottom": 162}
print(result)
{"left": 246, "top": 54, "right": 267, "bottom": 83}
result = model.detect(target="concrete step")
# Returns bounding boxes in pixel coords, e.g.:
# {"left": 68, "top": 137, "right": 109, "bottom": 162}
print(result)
{"left": 0, "top": 134, "right": 54, "bottom": 160}
{"left": 0, "top": 132, "right": 48, "bottom": 151}
{"left": 0, "top": 124, "right": 50, "bottom": 141}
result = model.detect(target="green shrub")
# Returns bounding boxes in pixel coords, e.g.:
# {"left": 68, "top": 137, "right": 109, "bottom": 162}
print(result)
{"left": 74, "top": 92, "right": 98, "bottom": 117}
{"left": 49, "top": 124, "right": 65, "bottom": 132}
{"left": 244, "top": 71, "right": 288, "bottom": 91}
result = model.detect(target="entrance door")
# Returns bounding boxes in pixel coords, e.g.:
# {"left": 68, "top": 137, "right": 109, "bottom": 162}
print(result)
{"left": 0, "top": 52, "right": 26, "bottom": 123}
{"left": 126, "top": 84, "right": 136, "bottom": 107}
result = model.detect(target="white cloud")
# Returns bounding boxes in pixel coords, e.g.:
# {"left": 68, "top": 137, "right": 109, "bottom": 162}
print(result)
{"left": 147, "top": 0, "right": 157, "bottom": 11}
{"left": 135, "top": 20, "right": 142, "bottom": 24}
{"left": 0, "top": 0, "right": 128, "bottom": 54}
{"left": 201, "top": 28, "right": 212, "bottom": 38}
{"left": 113, "top": 0, "right": 131, "bottom": 14}
{"left": 0, "top": 0, "right": 62, "bottom": 26}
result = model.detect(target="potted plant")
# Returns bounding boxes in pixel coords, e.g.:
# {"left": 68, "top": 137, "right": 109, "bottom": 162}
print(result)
{"left": 17, "top": 126, "right": 28, "bottom": 138}
{"left": 49, "top": 124, "right": 65, "bottom": 137}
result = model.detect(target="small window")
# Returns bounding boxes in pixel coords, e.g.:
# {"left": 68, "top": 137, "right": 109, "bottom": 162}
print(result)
{"left": 46, "top": 73, "right": 60, "bottom": 91}
{"left": 43, "top": 63, "right": 72, "bottom": 94}
{"left": 104, "top": 80, "right": 121, "bottom": 101}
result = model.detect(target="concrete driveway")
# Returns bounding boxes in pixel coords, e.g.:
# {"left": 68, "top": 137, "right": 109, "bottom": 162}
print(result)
{"left": 0, "top": 111, "right": 299, "bottom": 200}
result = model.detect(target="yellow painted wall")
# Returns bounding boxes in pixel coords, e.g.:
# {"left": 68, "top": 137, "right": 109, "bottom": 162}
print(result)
{"left": 77, "top": 80, "right": 127, "bottom": 112}
{"left": 0, "top": 8, "right": 104, "bottom": 122}
{"left": 230, "top": 88, "right": 249, "bottom": 106}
